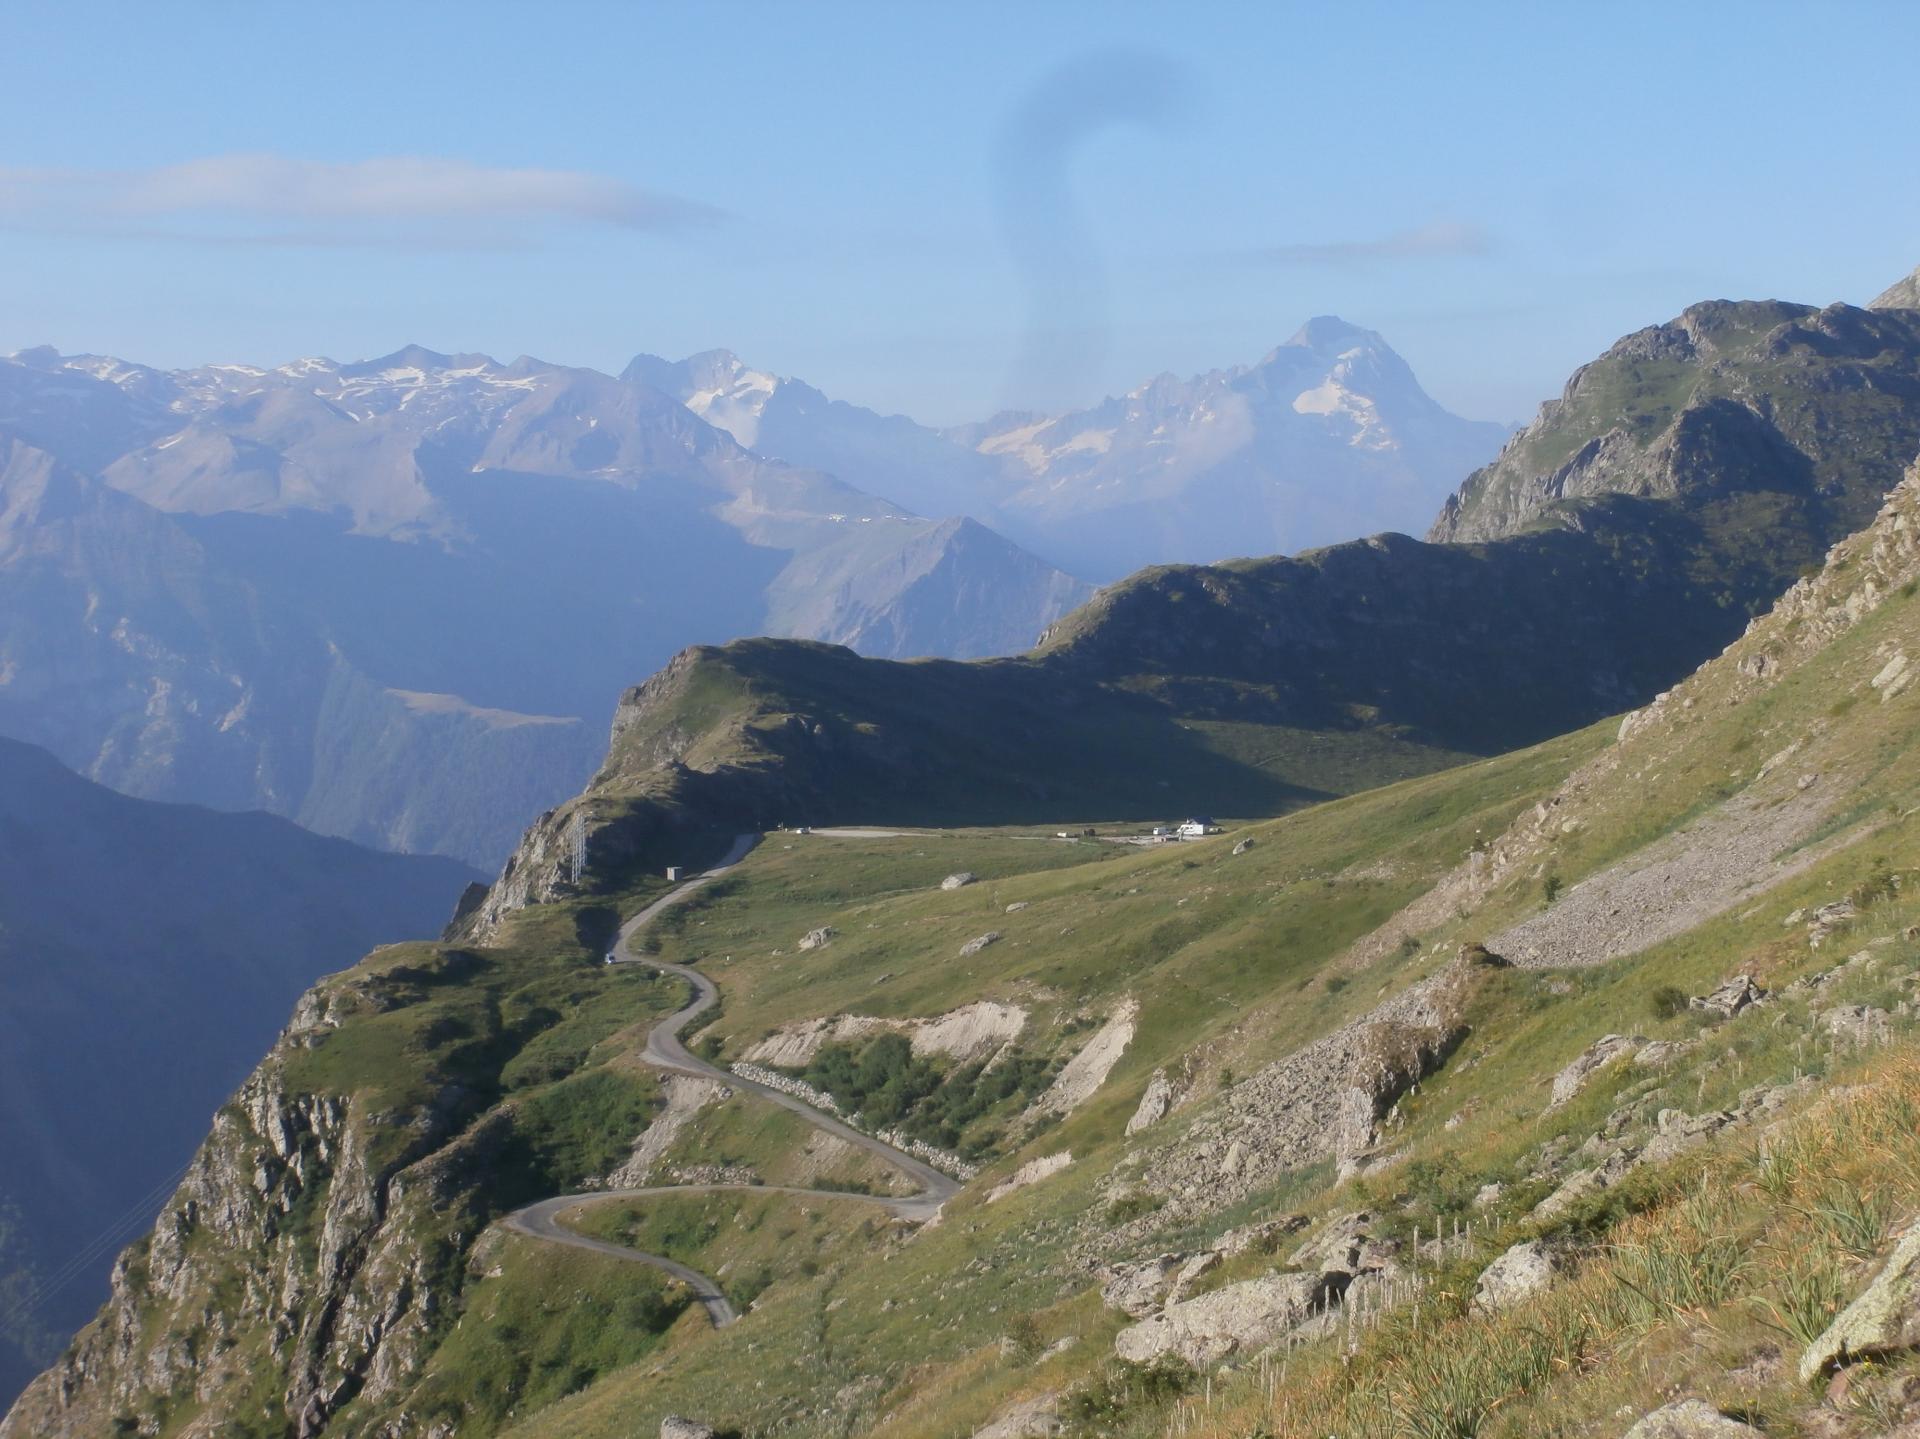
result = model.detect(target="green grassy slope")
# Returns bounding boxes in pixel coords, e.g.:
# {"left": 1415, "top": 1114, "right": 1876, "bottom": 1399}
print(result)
{"left": 481, "top": 469, "right": 1920, "bottom": 1437}
{"left": 20, "top": 466, "right": 1920, "bottom": 1439}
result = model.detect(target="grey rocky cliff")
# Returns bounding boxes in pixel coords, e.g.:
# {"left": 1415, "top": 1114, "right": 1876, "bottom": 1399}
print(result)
{"left": 1, "top": 983, "right": 496, "bottom": 1439}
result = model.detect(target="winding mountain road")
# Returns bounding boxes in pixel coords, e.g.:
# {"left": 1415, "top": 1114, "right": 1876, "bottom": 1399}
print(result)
{"left": 501, "top": 833, "right": 961, "bottom": 1327}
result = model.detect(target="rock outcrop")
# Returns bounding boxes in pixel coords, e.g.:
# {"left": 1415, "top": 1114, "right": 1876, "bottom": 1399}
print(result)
{"left": 1690, "top": 974, "right": 1765, "bottom": 1019}
{"left": 1100, "top": 1255, "right": 1186, "bottom": 1318}
{"left": 1823, "top": 1004, "right": 1893, "bottom": 1049}
{"left": 986, "top": 1152, "right": 1071, "bottom": 1205}
{"left": 1548, "top": 1034, "right": 1644, "bottom": 1110}
{"left": 661, "top": 1417, "right": 718, "bottom": 1439}
{"left": 1139, "top": 955, "right": 1486, "bottom": 1215}
{"left": 1432, "top": 300, "right": 1920, "bottom": 548}
{"left": 1112, "top": 1271, "right": 1343, "bottom": 1367}
{"left": 1472, "top": 1240, "right": 1562, "bottom": 1314}
{"left": 1621, "top": 1399, "right": 1766, "bottom": 1438}
{"left": 1800, "top": 1224, "right": 1920, "bottom": 1382}
{"left": 1874, "top": 264, "right": 1920, "bottom": 311}
{"left": 1125, "top": 1070, "right": 1176, "bottom": 1135}
{"left": 1025, "top": 999, "right": 1138, "bottom": 1123}
{"left": 1533, "top": 1080, "right": 1812, "bottom": 1222}
{"left": 1, "top": 1009, "right": 494, "bottom": 1439}
{"left": 742, "top": 1000, "right": 1028, "bottom": 1067}
{"left": 971, "top": 1392, "right": 1062, "bottom": 1439}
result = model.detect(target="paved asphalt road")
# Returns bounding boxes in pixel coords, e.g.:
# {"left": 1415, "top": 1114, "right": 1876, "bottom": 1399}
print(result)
{"left": 500, "top": 832, "right": 960, "bottom": 1326}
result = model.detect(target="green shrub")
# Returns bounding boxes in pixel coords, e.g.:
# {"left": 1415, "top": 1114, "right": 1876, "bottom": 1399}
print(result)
{"left": 1003, "top": 1311, "right": 1044, "bottom": 1363}
{"left": 1849, "top": 864, "right": 1898, "bottom": 910}
{"left": 1104, "top": 1191, "right": 1162, "bottom": 1225}
{"left": 499, "top": 1068, "right": 657, "bottom": 1199}
{"left": 1647, "top": 984, "right": 1690, "bottom": 1021}
{"left": 791, "top": 1034, "right": 1055, "bottom": 1154}
{"left": 1062, "top": 1358, "right": 1193, "bottom": 1427}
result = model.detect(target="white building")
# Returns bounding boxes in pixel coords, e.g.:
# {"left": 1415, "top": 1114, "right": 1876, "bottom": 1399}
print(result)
{"left": 1176, "top": 817, "right": 1221, "bottom": 838}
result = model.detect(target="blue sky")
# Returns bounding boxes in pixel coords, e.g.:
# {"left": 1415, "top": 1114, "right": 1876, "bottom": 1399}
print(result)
{"left": 3, "top": 2, "right": 1917, "bottom": 425}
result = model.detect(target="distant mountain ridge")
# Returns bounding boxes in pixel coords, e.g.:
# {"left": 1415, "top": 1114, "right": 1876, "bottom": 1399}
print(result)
{"left": 0, "top": 345, "right": 1092, "bottom": 863}
{"left": 630, "top": 318, "right": 1511, "bottom": 582}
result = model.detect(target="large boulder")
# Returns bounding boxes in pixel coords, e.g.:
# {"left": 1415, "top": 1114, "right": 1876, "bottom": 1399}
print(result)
{"left": 959, "top": 931, "right": 1002, "bottom": 957}
{"left": 941, "top": 871, "right": 977, "bottom": 891}
{"left": 1800, "top": 1224, "right": 1920, "bottom": 1382}
{"left": 1471, "top": 1240, "right": 1562, "bottom": 1314}
{"left": 661, "top": 1420, "right": 717, "bottom": 1439}
{"left": 1622, "top": 1399, "right": 1764, "bottom": 1438}
{"left": 1113, "top": 1271, "right": 1342, "bottom": 1366}
{"left": 1689, "top": 974, "right": 1765, "bottom": 1019}
{"left": 972, "top": 1393, "right": 1062, "bottom": 1439}
{"left": 798, "top": 925, "right": 836, "bottom": 951}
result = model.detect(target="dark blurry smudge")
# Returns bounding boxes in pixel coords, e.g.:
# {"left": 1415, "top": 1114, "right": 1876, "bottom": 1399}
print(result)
{"left": 993, "top": 48, "right": 1190, "bottom": 410}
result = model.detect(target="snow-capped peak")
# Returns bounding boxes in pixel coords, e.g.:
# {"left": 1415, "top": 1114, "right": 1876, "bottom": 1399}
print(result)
{"left": 621, "top": 348, "right": 781, "bottom": 448}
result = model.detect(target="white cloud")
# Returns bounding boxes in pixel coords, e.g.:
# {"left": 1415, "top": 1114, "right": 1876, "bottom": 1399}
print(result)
{"left": 0, "top": 153, "right": 724, "bottom": 244}
{"left": 1249, "top": 221, "right": 1492, "bottom": 265}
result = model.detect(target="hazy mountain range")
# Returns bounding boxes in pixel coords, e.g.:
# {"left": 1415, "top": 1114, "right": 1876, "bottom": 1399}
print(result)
{"left": 631, "top": 317, "right": 1511, "bottom": 582}
{"left": 0, "top": 324, "right": 1501, "bottom": 865}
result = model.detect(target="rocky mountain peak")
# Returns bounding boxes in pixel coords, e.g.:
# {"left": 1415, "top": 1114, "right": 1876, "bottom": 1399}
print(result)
{"left": 679, "top": 348, "right": 750, "bottom": 387}
{"left": 335, "top": 343, "right": 478, "bottom": 378}
{"left": 1273, "top": 314, "right": 1384, "bottom": 360}
{"left": 1872, "top": 263, "right": 1920, "bottom": 311}
{"left": 5, "top": 345, "right": 64, "bottom": 370}
{"left": 1430, "top": 298, "right": 1920, "bottom": 547}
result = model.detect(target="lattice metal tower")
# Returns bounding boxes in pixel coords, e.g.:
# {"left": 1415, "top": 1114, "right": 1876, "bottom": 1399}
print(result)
{"left": 568, "top": 812, "right": 587, "bottom": 885}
